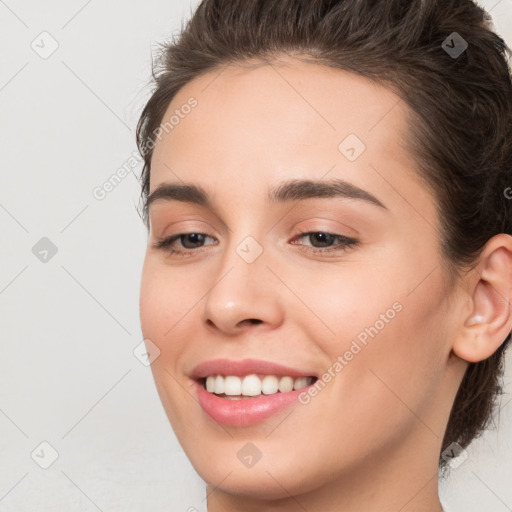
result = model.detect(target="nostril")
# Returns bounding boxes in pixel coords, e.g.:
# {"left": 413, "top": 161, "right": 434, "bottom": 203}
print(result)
{"left": 234, "top": 318, "right": 263, "bottom": 328}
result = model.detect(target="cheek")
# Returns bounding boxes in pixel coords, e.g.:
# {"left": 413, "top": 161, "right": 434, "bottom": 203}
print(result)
{"left": 139, "top": 262, "right": 167, "bottom": 343}
{"left": 327, "top": 272, "right": 448, "bottom": 426}
{"left": 139, "top": 256, "right": 203, "bottom": 430}
{"left": 290, "top": 256, "right": 405, "bottom": 353}
{"left": 139, "top": 256, "right": 201, "bottom": 345}
{"left": 298, "top": 250, "right": 449, "bottom": 418}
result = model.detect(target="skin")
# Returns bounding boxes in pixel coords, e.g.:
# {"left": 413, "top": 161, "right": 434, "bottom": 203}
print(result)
{"left": 139, "top": 56, "right": 512, "bottom": 512}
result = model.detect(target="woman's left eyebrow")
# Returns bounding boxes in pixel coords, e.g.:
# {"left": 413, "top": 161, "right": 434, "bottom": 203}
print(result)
{"left": 146, "top": 178, "right": 388, "bottom": 211}
{"left": 268, "top": 178, "right": 388, "bottom": 210}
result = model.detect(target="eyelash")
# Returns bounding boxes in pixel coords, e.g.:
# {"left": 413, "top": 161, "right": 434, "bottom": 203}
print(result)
{"left": 153, "top": 230, "right": 359, "bottom": 258}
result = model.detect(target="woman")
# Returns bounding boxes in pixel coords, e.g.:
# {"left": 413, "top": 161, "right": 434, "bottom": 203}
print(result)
{"left": 136, "top": 1, "right": 512, "bottom": 510}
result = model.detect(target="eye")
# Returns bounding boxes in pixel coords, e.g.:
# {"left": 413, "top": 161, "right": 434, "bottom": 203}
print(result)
{"left": 153, "top": 232, "right": 217, "bottom": 256}
{"left": 153, "top": 230, "right": 359, "bottom": 258}
{"left": 290, "top": 231, "right": 359, "bottom": 255}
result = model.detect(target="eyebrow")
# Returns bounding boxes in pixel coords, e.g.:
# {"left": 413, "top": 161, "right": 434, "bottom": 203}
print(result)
{"left": 146, "top": 178, "right": 388, "bottom": 211}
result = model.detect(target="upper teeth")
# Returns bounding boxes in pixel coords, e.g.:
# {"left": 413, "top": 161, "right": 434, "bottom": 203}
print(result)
{"left": 204, "top": 374, "right": 314, "bottom": 396}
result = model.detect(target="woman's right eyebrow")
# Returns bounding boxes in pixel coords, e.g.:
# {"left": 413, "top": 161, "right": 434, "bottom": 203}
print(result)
{"left": 146, "top": 178, "right": 388, "bottom": 211}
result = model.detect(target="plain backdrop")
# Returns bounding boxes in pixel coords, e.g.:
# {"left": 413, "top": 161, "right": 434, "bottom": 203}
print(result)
{"left": 1, "top": 1, "right": 511, "bottom": 511}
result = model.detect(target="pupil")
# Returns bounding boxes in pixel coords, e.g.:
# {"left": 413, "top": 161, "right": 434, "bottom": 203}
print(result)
{"left": 182, "top": 233, "right": 204, "bottom": 248}
{"left": 311, "top": 233, "right": 334, "bottom": 247}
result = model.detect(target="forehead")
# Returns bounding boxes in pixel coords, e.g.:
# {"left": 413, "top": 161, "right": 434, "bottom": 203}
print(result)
{"left": 149, "top": 57, "right": 424, "bottom": 209}
{"left": 155, "top": 58, "right": 408, "bottom": 157}
{"left": 154, "top": 57, "right": 407, "bottom": 171}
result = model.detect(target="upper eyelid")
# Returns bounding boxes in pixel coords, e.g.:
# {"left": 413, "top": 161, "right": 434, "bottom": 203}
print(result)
{"left": 148, "top": 207, "right": 361, "bottom": 237}
{"left": 153, "top": 216, "right": 356, "bottom": 235}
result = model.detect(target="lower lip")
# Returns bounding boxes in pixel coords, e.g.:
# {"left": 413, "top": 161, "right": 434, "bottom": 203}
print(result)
{"left": 194, "top": 380, "right": 311, "bottom": 427}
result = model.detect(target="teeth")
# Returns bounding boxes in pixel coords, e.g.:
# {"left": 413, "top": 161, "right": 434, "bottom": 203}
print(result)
{"left": 206, "top": 376, "right": 215, "bottom": 392}
{"left": 241, "top": 374, "right": 261, "bottom": 396}
{"left": 293, "top": 377, "right": 309, "bottom": 390}
{"left": 278, "top": 376, "right": 294, "bottom": 393}
{"left": 214, "top": 375, "right": 224, "bottom": 394}
{"left": 261, "top": 375, "right": 279, "bottom": 394}
{"left": 203, "top": 374, "right": 314, "bottom": 397}
{"left": 224, "top": 376, "right": 242, "bottom": 395}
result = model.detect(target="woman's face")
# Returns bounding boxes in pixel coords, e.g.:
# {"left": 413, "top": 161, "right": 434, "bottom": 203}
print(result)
{"left": 140, "top": 58, "right": 464, "bottom": 503}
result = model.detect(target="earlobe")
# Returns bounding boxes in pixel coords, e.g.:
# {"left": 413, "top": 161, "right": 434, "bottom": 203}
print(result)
{"left": 452, "top": 234, "right": 512, "bottom": 363}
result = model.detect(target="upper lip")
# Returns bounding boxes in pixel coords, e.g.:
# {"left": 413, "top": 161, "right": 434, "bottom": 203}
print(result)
{"left": 190, "top": 358, "right": 318, "bottom": 380}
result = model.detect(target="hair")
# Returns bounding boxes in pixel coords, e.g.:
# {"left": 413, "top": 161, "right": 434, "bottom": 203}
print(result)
{"left": 136, "top": 0, "right": 512, "bottom": 470}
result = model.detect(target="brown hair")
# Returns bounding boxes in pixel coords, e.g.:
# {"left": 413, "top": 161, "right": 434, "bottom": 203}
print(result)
{"left": 136, "top": 0, "right": 512, "bottom": 470}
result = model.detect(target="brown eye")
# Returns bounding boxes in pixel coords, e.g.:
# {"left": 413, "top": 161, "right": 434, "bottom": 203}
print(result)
{"left": 154, "top": 232, "right": 217, "bottom": 256}
{"left": 291, "top": 231, "right": 359, "bottom": 255}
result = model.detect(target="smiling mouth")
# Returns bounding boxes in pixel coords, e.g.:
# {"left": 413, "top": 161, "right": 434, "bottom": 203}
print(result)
{"left": 201, "top": 374, "right": 318, "bottom": 399}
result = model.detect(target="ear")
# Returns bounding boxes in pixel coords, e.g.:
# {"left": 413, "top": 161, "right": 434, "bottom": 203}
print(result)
{"left": 452, "top": 234, "right": 512, "bottom": 363}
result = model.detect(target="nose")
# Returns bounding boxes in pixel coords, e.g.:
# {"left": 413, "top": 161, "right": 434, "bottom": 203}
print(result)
{"left": 201, "top": 247, "right": 285, "bottom": 336}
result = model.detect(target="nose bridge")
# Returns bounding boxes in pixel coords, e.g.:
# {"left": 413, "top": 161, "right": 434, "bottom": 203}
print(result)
{"left": 201, "top": 232, "right": 284, "bottom": 334}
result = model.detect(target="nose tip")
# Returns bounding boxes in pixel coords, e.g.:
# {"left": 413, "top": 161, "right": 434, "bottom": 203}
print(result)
{"left": 201, "top": 250, "right": 285, "bottom": 336}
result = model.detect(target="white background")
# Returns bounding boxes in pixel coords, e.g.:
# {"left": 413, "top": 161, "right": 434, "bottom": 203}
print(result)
{"left": 0, "top": 1, "right": 511, "bottom": 511}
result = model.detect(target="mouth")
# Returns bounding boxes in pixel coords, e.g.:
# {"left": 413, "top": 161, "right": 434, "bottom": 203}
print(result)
{"left": 190, "top": 359, "right": 319, "bottom": 426}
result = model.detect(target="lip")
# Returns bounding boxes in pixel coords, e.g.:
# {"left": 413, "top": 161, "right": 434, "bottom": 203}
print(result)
{"left": 190, "top": 358, "right": 318, "bottom": 380}
{"left": 190, "top": 358, "right": 318, "bottom": 427}
{"left": 193, "top": 380, "right": 315, "bottom": 427}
